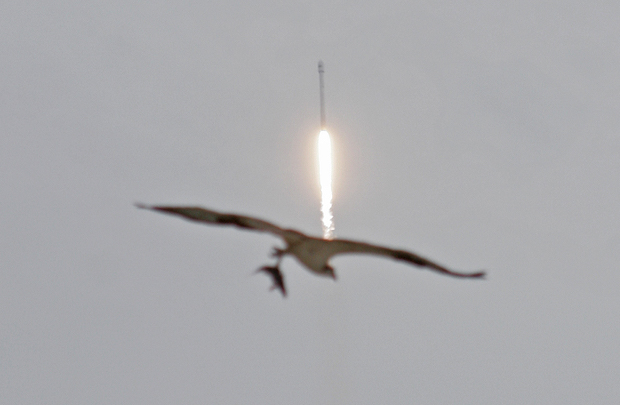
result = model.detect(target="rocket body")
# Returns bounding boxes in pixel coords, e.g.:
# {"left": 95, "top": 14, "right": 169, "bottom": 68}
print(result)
{"left": 318, "top": 61, "right": 326, "bottom": 130}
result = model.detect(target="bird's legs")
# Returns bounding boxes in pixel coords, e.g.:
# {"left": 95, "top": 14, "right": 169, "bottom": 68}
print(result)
{"left": 254, "top": 246, "right": 287, "bottom": 297}
{"left": 270, "top": 246, "right": 285, "bottom": 261}
{"left": 256, "top": 265, "right": 286, "bottom": 297}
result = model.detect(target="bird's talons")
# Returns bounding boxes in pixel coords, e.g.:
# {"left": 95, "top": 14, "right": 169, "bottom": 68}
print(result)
{"left": 270, "top": 247, "right": 285, "bottom": 258}
{"left": 255, "top": 265, "right": 287, "bottom": 297}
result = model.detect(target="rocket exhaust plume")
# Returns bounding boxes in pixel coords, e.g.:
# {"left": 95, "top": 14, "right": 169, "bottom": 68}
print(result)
{"left": 318, "top": 61, "right": 334, "bottom": 239}
{"left": 319, "top": 130, "right": 333, "bottom": 239}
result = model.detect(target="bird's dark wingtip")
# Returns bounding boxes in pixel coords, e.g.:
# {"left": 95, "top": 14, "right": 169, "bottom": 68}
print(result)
{"left": 441, "top": 268, "right": 487, "bottom": 279}
{"left": 135, "top": 202, "right": 150, "bottom": 209}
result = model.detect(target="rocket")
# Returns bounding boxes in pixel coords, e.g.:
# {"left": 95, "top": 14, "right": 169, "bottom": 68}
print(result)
{"left": 318, "top": 61, "right": 326, "bottom": 130}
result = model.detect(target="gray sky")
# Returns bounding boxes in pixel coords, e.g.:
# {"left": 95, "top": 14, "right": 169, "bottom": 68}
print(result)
{"left": 2, "top": 1, "right": 619, "bottom": 403}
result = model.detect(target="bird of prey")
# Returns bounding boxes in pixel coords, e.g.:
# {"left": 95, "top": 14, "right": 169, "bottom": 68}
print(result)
{"left": 136, "top": 204, "right": 485, "bottom": 296}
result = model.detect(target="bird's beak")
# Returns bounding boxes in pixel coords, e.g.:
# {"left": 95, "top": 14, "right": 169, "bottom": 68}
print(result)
{"left": 328, "top": 267, "right": 337, "bottom": 280}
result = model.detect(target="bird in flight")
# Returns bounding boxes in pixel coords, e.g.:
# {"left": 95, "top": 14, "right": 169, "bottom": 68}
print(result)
{"left": 136, "top": 204, "right": 485, "bottom": 296}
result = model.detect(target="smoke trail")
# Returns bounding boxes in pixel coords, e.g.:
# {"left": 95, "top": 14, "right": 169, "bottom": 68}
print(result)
{"left": 318, "top": 130, "right": 334, "bottom": 239}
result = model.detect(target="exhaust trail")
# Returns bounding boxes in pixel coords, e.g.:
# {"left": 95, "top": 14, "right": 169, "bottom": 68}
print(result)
{"left": 318, "top": 61, "right": 334, "bottom": 239}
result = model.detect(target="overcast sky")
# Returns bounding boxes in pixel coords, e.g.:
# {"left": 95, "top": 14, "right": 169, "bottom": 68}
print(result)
{"left": 2, "top": 1, "right": 619, "bottom": 404}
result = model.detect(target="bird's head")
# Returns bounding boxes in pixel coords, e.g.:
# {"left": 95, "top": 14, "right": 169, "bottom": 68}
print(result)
{"left": 324, "top": 265, "right": 336, "bottom": 280}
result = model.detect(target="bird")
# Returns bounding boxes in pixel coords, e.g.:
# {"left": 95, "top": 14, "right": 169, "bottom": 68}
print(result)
{"left": 136, "top": 204, "right": 486, "bottom": 296}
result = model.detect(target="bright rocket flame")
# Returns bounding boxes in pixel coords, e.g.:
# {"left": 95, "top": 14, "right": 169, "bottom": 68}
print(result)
{"left": 318, "top": 130, "right": 334, "bottom": 239}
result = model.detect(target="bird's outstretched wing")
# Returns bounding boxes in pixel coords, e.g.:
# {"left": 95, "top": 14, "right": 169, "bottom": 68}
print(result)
{"left": 135, "top": 204, "right": 305, "bottom": 241}
{"left": 324, "top": 239, "right": 486, "bottom": 279}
